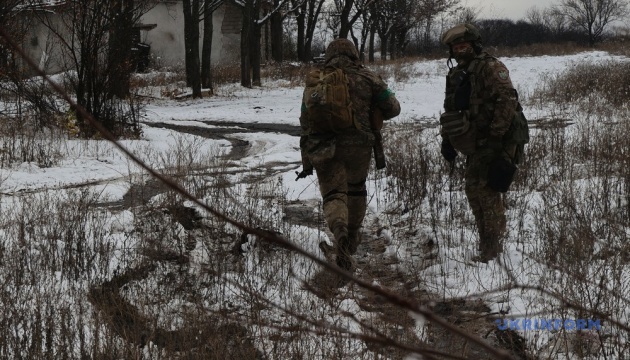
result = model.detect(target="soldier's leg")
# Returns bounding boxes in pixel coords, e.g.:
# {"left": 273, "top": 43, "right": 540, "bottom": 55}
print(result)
{"left": 346, "top": 186, "right": 366, "bottom": 255}
{"left": 478, "top": 187, "right": 506, "bottom": 256}
{"left": 465, "top": 180, "right": 485, "bottom": 244}
{"left": 314, "top": 158, "right": 348, "bottom": 240}
{"left": 314, "top": 158, "right": 351, "bottom": 271}
{"left": 344, "top": 147, "right": 371, "bottom": 255}
{"left": 478, "top": 147, "right": 513, "bottom": 256}
{"left": 465, "top": 152, "right": 505, "bottom": 261}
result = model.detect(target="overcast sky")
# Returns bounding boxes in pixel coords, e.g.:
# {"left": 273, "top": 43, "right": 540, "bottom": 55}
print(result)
{"left": 467, "top": 0, "right": 552, "bottom": 20}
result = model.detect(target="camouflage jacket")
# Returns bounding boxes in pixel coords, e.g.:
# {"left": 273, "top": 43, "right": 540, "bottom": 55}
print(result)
{"left": 443, "top": 52, "right": 518, "bottom": 142}
{"left": 299, "top": 56, "right": 401, "bottom": 154}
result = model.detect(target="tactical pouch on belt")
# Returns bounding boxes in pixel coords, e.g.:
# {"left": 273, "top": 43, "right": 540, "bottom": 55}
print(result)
{"left": 305, "top": 136, "right": 336, "bottom": 165}
{"left": 487, "top": 157, "right": 517, "bottom": 193}
{"left": 439, "top": 111, "right": 476, "bottom": 156}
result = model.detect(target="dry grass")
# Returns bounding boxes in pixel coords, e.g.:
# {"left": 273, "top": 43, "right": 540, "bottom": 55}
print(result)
{"left": 1, "top": 41, "right": 630, "bottom": 359}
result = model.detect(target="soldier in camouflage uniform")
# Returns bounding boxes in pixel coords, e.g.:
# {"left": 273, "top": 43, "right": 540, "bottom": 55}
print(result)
{"left": 439, "top": 24, "right": 519, "bottom": 262}
{"left": 298, "top": 38, "right": 401, "bottom": 272}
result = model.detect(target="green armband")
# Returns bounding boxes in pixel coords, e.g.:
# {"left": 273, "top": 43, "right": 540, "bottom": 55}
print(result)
{"left": 375, "top": 88, "right": 394, "bottom": 103}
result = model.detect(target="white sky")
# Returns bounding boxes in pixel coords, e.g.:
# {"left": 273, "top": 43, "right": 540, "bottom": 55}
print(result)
{"left": 467, "top": 0, "right": 553, "bottom": 20}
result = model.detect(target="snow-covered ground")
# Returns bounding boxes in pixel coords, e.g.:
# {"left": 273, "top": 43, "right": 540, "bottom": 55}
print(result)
{"left": 1, "top": 50, "right": 628, "bottom": 359}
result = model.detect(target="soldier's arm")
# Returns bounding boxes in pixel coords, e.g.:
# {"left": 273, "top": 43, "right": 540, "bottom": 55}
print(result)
{"left": 375, "top": 87, "right": 401, "bottom": 120}
{"left": 484, "top": 60, "right": 518, "bottom": 138}
{"left": 366, "top": 72, "right": 401, "bottom": 120}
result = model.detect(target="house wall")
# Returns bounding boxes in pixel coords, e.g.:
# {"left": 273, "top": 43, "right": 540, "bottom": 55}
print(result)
{"left": 140, "top": 1, "right": 242, "bottom": 69}
{"left": 18, "top": 1, "right": 243, "bottom": 75}
{"left": 19, "top": 12, "right": 69, "bottom": 75}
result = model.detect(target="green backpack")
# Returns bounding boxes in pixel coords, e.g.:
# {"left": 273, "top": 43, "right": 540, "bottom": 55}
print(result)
{"left": 303, "top": 67, "right": 354, "bottom": 134}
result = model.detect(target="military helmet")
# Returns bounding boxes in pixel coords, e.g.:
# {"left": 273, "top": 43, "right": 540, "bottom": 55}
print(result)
{"left": 441, "top": 23, "right": 482, "bottom": 46}
{"left": 325, "top": 38, "right": 360, "bottom": 62}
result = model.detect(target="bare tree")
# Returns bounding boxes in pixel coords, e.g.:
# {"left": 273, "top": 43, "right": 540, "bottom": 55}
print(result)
{"left": 559, "top": 0, "right": 629, "bottom": 45}
{"left": 183, "top": 0, "right": 201, "bottom": 98}
{"left": 31, "top": 0, "right": 155, "bottom": 137}
{"left": 233, "top": 0, "right": 290, "bottom": 87}
{"left": 0, "top": 0, "right": 28, "bottom": 81}
{"left": 269, "top": 0, "right": 285, "bottom": 61}
{"left": 324, "top": 0, "right": 370, "bottom": 39}
{"left": 183, "top": 0, "right": 223, "bottom": 98}
{"left": 201, "top": 0, "right": 222, "bottom": 91}
{"left": 525, "top": 6, "right": 545, "bottom": 27}
{"left": 371, "top": 0, "right": 416, "bottom": 59}
{"left": 107, "top": 0, "right": 150, "bottom": 99}
{"left": 455, "top": 6, "right": 479, "bottom": 24}
{"left": 0, "top": 0, "right": 53, "bottom": 123}
{"left": 0, "top": 0, "right": 24, "bottom": 74}
{"left": 292, "top": 0, "right": 325, "bottom": 61}
{"left": 544, "top": 6, "right": 572, "bottom": 40}
{"left": 415, "top": 0, "right": 460, "bottom": 52}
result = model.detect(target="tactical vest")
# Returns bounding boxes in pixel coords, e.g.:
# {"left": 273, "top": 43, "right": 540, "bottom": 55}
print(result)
{"left": 440, "top": 55, "right": 489, "bottom": 155}
{"left": 444, "top": 54, "right": 494, "bottom": 127}
{"left": 442, "top": 54, "right": 529, "bottom": 163}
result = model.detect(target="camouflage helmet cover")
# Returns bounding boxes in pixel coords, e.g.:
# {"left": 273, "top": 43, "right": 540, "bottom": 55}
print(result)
{"left": 325, "top": 38, "right": 360, "bottom": 62}
{"left": 441, "top": 23, "right": 482, "bottom": 46}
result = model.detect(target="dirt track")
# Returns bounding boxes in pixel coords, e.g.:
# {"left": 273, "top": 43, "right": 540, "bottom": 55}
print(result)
{"left": 87, "top": 120, "right": 528, "bottom": 359}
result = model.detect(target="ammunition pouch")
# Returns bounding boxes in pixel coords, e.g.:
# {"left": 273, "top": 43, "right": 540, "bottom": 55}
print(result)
{"left": 440, "top": 111, "right": 476, "bottom": 156}
{"left": 305, "top": 136, "right": 336, "bottom": 165}
{"left": 487, "top": 157, "right": 517, "bottom": 193}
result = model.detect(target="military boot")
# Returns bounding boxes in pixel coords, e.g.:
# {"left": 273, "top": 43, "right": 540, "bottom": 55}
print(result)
{"left": 474, "top": 234, "right": 502, "bottom": 263}
{"left": 332, "top": 224, "right": 353, "bottom": 272}
{"left": 347, "top": 226, "right": 362, "bottom": 255}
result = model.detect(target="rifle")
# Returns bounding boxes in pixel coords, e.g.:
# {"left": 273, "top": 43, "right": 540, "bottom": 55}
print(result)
{"left": 370, "top": 107, "right": 386, "bottom": 170}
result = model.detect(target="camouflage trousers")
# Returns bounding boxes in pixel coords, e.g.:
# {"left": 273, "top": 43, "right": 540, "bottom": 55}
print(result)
{"left": 311, "top": 145, "right": 371, "bottom": 253}
{"left": 465, "top": 144, "right": 515, "bottom": 257}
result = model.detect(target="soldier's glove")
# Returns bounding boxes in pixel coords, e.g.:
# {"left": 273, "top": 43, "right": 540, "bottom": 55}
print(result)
{"left": 295, "top": 167, "right": 313, "bottom": 181}
{"left": 441, "top": 140, "right": 458, "bottom": 163}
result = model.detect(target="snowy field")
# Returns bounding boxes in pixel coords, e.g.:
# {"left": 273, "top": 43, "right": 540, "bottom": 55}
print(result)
{"left": 0, "top": 50, "right": 629, "bottom": 359}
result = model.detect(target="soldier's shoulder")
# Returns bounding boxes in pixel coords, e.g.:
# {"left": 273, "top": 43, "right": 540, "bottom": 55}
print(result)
{"left": 354, "top": 67, "right": 385, "bottom": 83}
{"left": 476, "top": 54, "right": 507, "bottom": 71}
{"left": 481, "top": 57, "right": 512, "bottom": 84}
{"left": 478, "top": 53, "right": 507, "bottom": 68}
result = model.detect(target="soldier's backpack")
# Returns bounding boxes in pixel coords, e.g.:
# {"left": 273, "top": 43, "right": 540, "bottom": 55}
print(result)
{"left": 505, "top": 102, "right": 530, "bottom": 164}
{"left": 303, "top": 67, "right": 354, "bottom": 134}
{"left": 466, "top": 56, "right": 530, "bottom": 165}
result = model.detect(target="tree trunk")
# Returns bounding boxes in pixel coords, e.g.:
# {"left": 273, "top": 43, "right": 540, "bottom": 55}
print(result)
{"left": 183, "top": 0, "right": 201, "bottom": 97}
{"left": 338, "top": 0, "right": 354, "bottom": 38}
{"left": 423, "top": 18, "right": 432, "bottom": 53}
{"left": 296, "top": 3, "right": 306, "bottom": 61}
{"left": 183, "top": 0, "right": 194, "bottom": 86}
{"left": 380, "top": 35, "right": 388, "bottom": 61}
{"left": 201, "top": 1, "right": 214, "bottom": 93}
{"left": 368, "top": 24, "right": 375, "bottom": 62}
{"left": 304, "top": 36, "right": 313, "bottom": 61}
{"left": 240, "top": 0, "right": 253, "bottom": 87}
{"left": 107, "top": 0, "right": 134, "bottom": 99}
{"left": 389, "top": 31, "right": 397, "bottom": 60}
{"left": 251, "top": 0, "right": 262, "bottom": 86}
{"left": 270, "top": 0, "right": 283, "bottom": 61}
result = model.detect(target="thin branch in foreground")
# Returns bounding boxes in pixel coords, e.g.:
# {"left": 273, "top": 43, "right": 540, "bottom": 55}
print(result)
{"left": 0, "top": 26, "right": 516, "bottom": 360}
